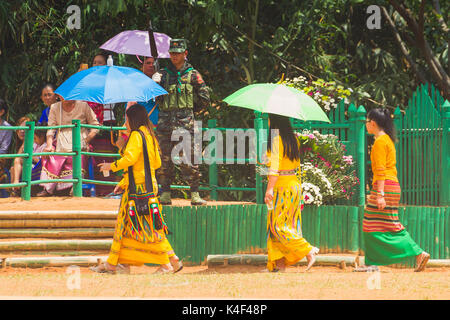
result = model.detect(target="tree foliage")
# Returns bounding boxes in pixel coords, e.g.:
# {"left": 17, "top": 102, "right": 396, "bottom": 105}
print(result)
{"left": 0, "top": 0, "right": 448, "bottom": 199}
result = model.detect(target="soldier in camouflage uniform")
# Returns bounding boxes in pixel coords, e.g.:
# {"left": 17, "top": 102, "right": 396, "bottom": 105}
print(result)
{"left": 152, "top": 39, "right": 210, "bottom": 205}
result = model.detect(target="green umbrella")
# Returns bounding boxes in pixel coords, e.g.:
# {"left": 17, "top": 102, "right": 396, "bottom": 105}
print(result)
{"left": 223, "top": 83, "right": 331, "bottom": 123}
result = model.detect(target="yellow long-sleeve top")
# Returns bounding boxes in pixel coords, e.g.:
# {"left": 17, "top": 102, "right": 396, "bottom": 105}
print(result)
{"left": 110, "top": 126, "right": 161, "bottom": 194}
{"left": 267, "top": 135, "right": 301, "bottom": 188}
{"left": 370, "top": 133, "right": 398, "bottom": 186}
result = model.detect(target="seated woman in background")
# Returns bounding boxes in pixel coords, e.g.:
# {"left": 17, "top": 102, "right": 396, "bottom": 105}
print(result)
{"left": 38, "top": 97, "right": 99, "bottom": 197}
{"left": 10, "top": 120, "right": 47, "bottom": 197}
{"left": 10, "top": 116, "right": 31, "bottom": 196}
{"left": 30, "top": 129, "right": 47, "bottom": 185}
{"left": 0, "top": 99, "right": 13, "bottom": 192}
{"left": 85, "top": 52, "right": 118, "bottom": 196}
{"left": 37, "top": 83, "right": 58, "bottom": 127}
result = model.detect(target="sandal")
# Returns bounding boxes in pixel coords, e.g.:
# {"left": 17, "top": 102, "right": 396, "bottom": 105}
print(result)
{"left": 89, "top": 262, "right": 116, "bottom": 274}
{"left": 305, "top": 247, "right": 319, "bottom": 271}
{"left": 36, "top": 189, "right": 52, "bottom": 197}
{"left": 353, "top": 265, "right": 379, "bottom": 272}
{"left": 415, "top": 252, "right": 430, "bottom": 272}
{"left": 261, "top": 268, "right": 279, "bottom": 273}
{"left": 10, "top": 188, "right": 20, "bottom": 197}
{"left": 170, "top": 258, "right": 183, "bottom": 273}
{"left": 116, "top": 263, "right": 130, "bottom": 274}
{"left": 153, "top": 265, "right": 173, "bottom": 274}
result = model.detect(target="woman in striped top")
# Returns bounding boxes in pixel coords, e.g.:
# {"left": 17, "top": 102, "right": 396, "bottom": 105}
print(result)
{"left": 358, "top": 108, "right": 429, "bottom": 272}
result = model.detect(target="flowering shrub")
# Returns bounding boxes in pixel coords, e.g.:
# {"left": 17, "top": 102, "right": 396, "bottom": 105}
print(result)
{"left": 296, "top": 130, "right": 359, "bottom": 205}
{"left": 281, "top": 76, "right": 353, "bottom": 112}
{"left": 301, "top": 182, "right": 323, "bottom": 206}
{"left": 257, "top": 130, "right": 360, "bottom": 206}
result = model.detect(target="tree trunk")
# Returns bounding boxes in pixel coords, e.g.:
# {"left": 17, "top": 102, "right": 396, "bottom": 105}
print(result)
{"left": 388, "top": 0, "right": 450, "bottom": 99}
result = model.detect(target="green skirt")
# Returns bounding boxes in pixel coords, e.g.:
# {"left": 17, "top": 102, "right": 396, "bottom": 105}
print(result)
{"left": 363, "top": 230, "right": 422, "bottom": 266}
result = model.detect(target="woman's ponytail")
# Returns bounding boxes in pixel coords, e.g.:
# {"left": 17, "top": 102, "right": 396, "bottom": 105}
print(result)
{"left": 367, "top": 108, "right": 397, "bottom": 142}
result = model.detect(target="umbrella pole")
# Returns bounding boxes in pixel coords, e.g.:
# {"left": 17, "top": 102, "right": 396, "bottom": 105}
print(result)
{"left": 148, "top": 21, "right": 159, "bottom": 60}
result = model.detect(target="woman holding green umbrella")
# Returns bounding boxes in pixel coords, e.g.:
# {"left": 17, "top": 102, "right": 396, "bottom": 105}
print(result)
{"left": 223, "top": 83, "right": 328, "bottom": 272}
{"left": 264, "top": 114, "right": 319, "bottom": 272}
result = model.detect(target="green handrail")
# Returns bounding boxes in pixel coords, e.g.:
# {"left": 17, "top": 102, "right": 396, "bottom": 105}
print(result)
{"left": 0, "top": 101, "right": 373, "bottom": 203}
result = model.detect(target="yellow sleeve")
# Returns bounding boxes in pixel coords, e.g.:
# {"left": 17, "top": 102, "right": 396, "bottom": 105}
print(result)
{"left": 110, "top": 131, "right": 141, "bottom": 172}
{"left": 372, "top": 138, "right": 387, "bottom": 179}
{"left": 152, "top": 136, "right": 162, "bottom": 170}
{"left": 268, "top": 135, "right": 283, "bottom": 176}
{"left": 117, "top": 176, "right": 128, "bottom": 190}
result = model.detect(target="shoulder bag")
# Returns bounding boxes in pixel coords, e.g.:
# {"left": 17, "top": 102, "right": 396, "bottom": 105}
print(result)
{"left": 127, "top": 130, "right": 163, "bottom": 230}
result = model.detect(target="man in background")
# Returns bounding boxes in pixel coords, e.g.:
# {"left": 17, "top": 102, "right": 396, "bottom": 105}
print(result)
{"left": 152, "top": 39, "right": 211, "bottom": 205}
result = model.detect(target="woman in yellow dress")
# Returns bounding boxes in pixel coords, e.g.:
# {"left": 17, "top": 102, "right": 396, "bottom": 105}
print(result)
{"left": 92, "top": 104, "right": 182, "bottom": 274}
{"left": 264, "top": 114, "right": 319, "bottom": 272}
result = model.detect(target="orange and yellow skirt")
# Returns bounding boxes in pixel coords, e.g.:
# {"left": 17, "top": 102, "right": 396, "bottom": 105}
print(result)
{"left": 107, "top": 184, "right": 174, "bottom": 266}
{"left": 266, "top": 183, "right": 313, "bottom": 271}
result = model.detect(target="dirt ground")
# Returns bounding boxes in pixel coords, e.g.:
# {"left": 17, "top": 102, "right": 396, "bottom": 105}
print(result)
{"left": 0, "top": 264, "right": 448, "bottom": 300}
{"left": 0, "top": 196, "right": 449, "bottom": 300}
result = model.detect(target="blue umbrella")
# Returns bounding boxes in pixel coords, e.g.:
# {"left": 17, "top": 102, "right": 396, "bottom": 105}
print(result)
{"left": 55, "top": 65, "right": 167, "bottom": 104}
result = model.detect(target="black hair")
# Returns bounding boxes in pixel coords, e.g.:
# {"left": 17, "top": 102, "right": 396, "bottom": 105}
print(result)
{"left": 92, "top": 51, "right": 108, "bottom": 64}
{"left": 0, "top": 98, "right": 8, "bottom": 115}
{"left": 41, "top": 83, "right": 55, "bottom": 92}
{"left": 123, "top": 104, "right": 157, "bottom": 149}
{"left": 34, "top": 129, "right": 46, "bottom": 140}
{"left": 266, "top": 114, "right": 300, "bottom": 162}
{"left": 367, "top": 107, "right": 397, "bottom": 142}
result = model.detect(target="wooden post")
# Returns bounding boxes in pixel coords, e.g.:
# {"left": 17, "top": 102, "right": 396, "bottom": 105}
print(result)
{"left": 21, "top": 121, "right": 35, "bottom": 201}
{"left": 440, "top": 100, "right": 450, "bottom": 205}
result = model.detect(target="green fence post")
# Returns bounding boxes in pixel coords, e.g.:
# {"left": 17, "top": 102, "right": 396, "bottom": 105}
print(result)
{"left": 393, "top": 106, "right": 403, "bottom": 195}
{"left": 254, "top": 111, "right": 266, "bottom": 204}
{"left": 355, "top": 105, "right": 366, "bottom": 207}
{"left": 349, "top": 104, "right": 366, "bottom": 207}
{"left": 440, "top": 100, "right": 450, "bottom": 205}
{"left": 72, "top": 119, "right": 82, "bottom": 197}
{"left": 20, "top": 121, "right": 35, "bottom": 201}
{"left": 207, "top": 119, "right": 218, "bottom": 201}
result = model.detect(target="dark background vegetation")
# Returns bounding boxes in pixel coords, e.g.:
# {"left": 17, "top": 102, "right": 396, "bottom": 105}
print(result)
{"left": 0, "top": 0, "right": 448, "bottom": 200}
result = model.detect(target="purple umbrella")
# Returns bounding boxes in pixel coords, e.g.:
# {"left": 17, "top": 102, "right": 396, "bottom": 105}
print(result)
{"left": 100, "top": 30, "right": 171, "bottom": 58}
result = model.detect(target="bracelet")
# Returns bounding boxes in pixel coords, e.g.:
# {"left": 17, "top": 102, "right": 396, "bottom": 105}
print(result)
{"left": 376, "top": 190, "right": 385, "bottom": 197}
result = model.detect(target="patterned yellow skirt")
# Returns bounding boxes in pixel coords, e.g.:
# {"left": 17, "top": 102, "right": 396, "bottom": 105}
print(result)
{"left": 107, "top": 184, "right": 174, "bottom": 266}
{"left": 267, "top": 183, "right": 313, "bottom": 271}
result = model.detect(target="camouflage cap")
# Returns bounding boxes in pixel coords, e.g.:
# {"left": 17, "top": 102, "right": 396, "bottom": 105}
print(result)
{"left": 169, "top": 39, "right": 187, "bottom": 53}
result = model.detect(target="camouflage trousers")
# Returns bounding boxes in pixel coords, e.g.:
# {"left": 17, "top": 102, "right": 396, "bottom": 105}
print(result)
{"left": 156, "top": 109, "right": 201, "bottom": 193}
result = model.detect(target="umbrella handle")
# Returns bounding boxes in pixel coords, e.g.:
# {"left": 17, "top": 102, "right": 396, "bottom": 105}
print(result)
{"left": 148, "top": 21, "right": 159, "bottom": 59}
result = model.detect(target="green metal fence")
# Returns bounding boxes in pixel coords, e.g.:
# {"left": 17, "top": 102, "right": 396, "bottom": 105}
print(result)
{"left": 162, "top": 204, "right": 450, "bottom": 265}
{"left": 394, "top": 84, "right": 449, "bottom": 206}
{"left": 0, "top": 120, "right": 124, "bottom": 199}
{"left": 1, "top": 86, "right": 448, "bottom": 206}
